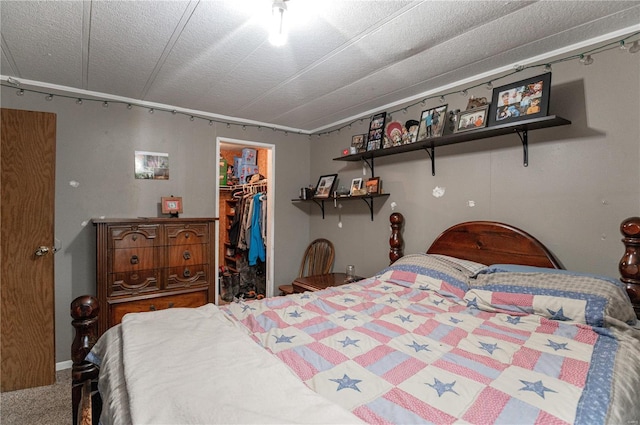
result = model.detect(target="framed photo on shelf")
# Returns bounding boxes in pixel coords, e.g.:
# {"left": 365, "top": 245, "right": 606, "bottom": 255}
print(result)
{"left": 161, "top": 196, "right": 183, "bottom": 216}
{"left": 367, "top": 112, "right": 386, "bottom": 151}
{"left": 349, "top": 178, "right": 363, "bottom": 196}
{"left": 416, "top": 104, "right": 448, "bottom": 141}
{"left": 488, "top": 72, "right": 551, "bottom": 127}
{"left": 455, "top": 105, "right": 489, "bottom": 133}
{"left": 313, "top": 174, "right": 338, "bottom": 199}
{"left": 351, "top": 134, "right": 366, "bottom": 153}
{"left": 366, "top": 177, "right": 380, "bottom": 195}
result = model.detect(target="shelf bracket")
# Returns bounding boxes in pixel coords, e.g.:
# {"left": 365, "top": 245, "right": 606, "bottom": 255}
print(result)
{"left": 357, "top": 197, "right": 376, "bottom": 221}
{"left": 514, "top": 129, "right": 529, "bottom": 167}
{"left": 424, "top": 146, "right": 435, "bottom": 176}
{"left": 312, "top": 199, "right": 326, "bottom": 219}
{"left": 362, "top": 157, "right": 375, "bottom": 177}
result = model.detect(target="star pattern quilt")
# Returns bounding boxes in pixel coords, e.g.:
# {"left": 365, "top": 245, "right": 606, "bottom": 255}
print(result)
{"left": 223, "top": 255, "right": 640, "bottom": 425}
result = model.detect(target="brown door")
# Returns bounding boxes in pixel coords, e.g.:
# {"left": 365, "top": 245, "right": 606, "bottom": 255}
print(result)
{"left": 1, "top": 108, "right": 56, "bottom": 391}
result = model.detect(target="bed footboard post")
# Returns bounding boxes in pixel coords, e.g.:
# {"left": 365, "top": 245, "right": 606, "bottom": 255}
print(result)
{"left": 71, "top": 295, "right": 100, "bottom": 425}
{"left": 389, "top": 212, "right": 404, "bottom": 264}
{"left": 620, "top": 217, "right": 640, "bottom": 319}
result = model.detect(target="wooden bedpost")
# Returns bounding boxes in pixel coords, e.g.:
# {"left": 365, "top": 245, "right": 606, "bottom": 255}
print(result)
{"left": 620, "top": 217, "right": 640, "bottom": 319}
{"left": 389, "top": 212, "right": 404, "bottom": 264}
{"left": 71, "top": 295, "right": 100, "bottom": 425}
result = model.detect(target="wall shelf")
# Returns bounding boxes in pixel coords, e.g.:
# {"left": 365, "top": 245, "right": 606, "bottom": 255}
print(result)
{"left": 333, "top": 115, "right": 571, "bottom": 176}
{"left": 291, "top": 193, "right": 390, "bottom": 221}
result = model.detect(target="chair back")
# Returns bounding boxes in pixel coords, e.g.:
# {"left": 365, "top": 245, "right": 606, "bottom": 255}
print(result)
{"left": 298, "top": 238, "right": 335, "bottom": 277}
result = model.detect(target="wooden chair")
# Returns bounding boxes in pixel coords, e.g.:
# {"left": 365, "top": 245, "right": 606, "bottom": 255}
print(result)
{"left": 278, "top": 238, "right": 335, "bottom": 295}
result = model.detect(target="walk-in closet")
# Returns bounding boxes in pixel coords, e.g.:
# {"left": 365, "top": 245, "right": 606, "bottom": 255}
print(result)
{"left": 218, "top": 141, "right": 272, "bottom": 302}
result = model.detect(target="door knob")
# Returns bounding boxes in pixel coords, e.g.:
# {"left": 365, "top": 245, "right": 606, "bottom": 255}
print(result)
{"left": 34, "top": 246, "right": 50, "bottom": 256}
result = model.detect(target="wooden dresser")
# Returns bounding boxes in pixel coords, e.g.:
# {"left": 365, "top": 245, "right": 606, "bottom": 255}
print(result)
{"left": 93, "top": 217, "right": 217, "bottom": 335}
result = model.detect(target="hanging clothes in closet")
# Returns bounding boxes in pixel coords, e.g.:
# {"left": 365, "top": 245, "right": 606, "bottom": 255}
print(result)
{"left": 226, "top": 180, "right": 267, "bottom": 298}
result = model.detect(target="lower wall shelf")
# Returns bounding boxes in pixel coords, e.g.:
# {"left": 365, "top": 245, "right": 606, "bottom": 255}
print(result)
{"left": 292, "top": 193, "right": 390, "bottom": 221}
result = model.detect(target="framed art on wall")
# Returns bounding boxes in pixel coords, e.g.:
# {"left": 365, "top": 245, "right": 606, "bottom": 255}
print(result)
{"left": 313, "top": 174, "right": 338, "bottom": 199}
{"left": 488, "top": 72, "right": 551, "bottom": 127}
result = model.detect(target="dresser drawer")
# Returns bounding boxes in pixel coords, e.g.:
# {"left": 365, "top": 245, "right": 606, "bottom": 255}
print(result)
{"left": 112, "top": 247, "right": 158, "bottom": 272}
{"left": 109, "top": 269, "right": 161, "bottom": 296}
{"left": 166, "top": 223, "right": 209, "bottom": 245}
{"left": 166, "top": 265, "right": 208, "bottom": 288}
{"left": 109, "top": 290, "right": 208, "bottom": 326}
{"left": 109, "top": 225, "right": 159, "bottom": 249}
{"left": 168, "top": 243, "right": 205, "bottom": 266}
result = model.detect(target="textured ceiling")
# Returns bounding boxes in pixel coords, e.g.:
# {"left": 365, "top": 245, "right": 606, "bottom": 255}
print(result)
{"left": 1, "top": 1, "right": 639, "bottom": 133}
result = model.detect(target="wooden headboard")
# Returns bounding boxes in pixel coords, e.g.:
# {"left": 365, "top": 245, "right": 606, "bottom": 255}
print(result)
{"left": 427, "top": 221, "right": 562, "bottom": 268}
{"left": 388, "top": 214, "right": 561, "bottom": 269}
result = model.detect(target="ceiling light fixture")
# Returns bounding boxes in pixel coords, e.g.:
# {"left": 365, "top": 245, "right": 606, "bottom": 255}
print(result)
{"left": 269, "top": 0, "right": 288, "bottom": 46}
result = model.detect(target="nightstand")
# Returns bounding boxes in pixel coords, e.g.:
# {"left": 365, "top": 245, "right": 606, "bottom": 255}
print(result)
{"left": 292, "top": 273, "right": 363, "bottom": 293}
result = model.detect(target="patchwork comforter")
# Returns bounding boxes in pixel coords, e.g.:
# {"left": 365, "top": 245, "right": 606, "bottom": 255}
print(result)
{"left": 224, "top": 255, "right": 640, "bottom": 424}
{"left": 90, "top": 254, "right": 640, "bottom": 424}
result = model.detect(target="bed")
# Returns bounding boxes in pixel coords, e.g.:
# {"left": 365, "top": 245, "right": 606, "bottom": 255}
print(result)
{"left": 71, "top": 216, "right": 640, "bottom": 425}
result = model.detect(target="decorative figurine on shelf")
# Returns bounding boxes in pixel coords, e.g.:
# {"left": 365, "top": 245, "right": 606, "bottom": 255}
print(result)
{"left": 161, "top": 196, "right": 183, "bottom": 218}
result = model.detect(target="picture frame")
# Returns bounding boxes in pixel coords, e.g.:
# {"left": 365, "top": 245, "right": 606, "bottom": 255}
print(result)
{"left": 313, "top": 174, "right": 338, "bottom": 199}
{"left": 365, "top": 177, "right": 380, "bottom": 195}
{"left": 367, "top": 112, "right": 386, "bottom": 151}
{"left": 349, "top": 178, "right": 363, "bottom": 196}
{"left": 488, "top": 72, "right": 551, "bottom": 127}
{"left": 351, "top": 134, "right": 366, "bottom": 153}
{"left": 454, "top": 105, "right": 489, "bottom": 133}
{"left": 161, "top": 196, "right": 183, "bottom": 217}
{"left": 416, "top": 104, "right": 448, "bottom": 141}
{"left": 383, "top": 121, "right": 404, "bottom": 148}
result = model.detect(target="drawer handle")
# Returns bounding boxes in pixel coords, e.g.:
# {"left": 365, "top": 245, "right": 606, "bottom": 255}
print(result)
{"left": 149, "top": 305, "right": 156, "bottom": 311}
{"left": 185, "top": 233, "right": 190, "bottom": 239}
{"left": 183, "top": 268, "right": 191, "bottom": 278}
{"left": 183, "top": 250, "right": 191, "bottom": 260}
{"left": 168, "top": 302, "right": 174, "bottom": 308}
{"left": 130, "top": 255, "right": 139, "bottom": 264}
{"left": 132, "top": 234, "right": 138, "bottom": 241}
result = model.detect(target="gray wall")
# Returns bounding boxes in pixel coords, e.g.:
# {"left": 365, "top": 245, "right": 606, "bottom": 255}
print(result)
{"left": 1, "top": 91, "right": 311, "bottom": 363}
{"left": 310, "top": 47, "right": 640, "bottom": 281}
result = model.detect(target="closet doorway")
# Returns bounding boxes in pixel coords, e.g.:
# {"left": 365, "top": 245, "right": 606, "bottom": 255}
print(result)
{"left": 216, "top": 137, "right": 275, "bottom": 302}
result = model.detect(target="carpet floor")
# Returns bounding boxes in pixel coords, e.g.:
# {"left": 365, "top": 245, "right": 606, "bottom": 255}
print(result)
{"left": 1, "top": 368, "right": 71, "bottom": 424}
